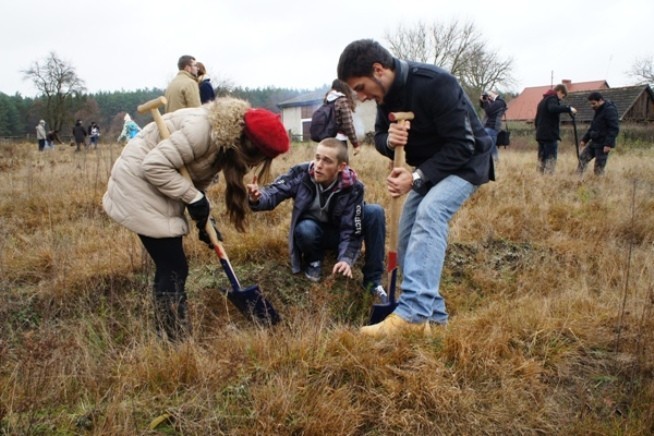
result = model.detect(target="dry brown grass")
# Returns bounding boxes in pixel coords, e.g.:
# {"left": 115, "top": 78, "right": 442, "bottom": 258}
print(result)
{"left": 1, "top": 139, "right": 653, "bottom": 434}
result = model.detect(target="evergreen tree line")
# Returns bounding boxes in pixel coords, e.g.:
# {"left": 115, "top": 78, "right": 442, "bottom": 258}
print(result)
{"left": 0, "top": 86, "right": 312, "bottom": 141}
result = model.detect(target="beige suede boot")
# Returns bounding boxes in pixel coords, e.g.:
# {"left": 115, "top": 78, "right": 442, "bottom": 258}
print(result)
{"left": 360, "top": 314, "right": 431, "bottom": 338}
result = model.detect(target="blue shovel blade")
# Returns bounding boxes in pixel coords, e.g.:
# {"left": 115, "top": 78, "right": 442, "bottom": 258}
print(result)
{"left": 225, "top": 285, "right": 281, "bottom": 326}
{"left": 367, "top": 266, "right": 399, "bottom": 325}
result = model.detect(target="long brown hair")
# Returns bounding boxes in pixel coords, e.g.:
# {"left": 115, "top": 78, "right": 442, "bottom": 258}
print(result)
{"left": 219, "top": 136, "right": 273, "bottom": 232}
{"left": 328, "top": 79, "right": 356, "bottom": 113}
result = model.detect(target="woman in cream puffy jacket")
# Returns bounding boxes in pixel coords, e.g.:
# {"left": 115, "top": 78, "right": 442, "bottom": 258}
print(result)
{"left": 103, "top": 96, "right": 289, "bottom": 341}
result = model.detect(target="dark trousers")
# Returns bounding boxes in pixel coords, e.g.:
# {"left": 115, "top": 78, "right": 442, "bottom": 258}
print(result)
{"left": 138, "top": 235, "right": 189, "bottom": 340}
{"left": 293, "top": 204, "right": 385, "bottom": 288}
{"left": 537, "top": 141, "right": 558, "bottom": 173}
{"left": 578, "top": 146, "right": 609, "bottom": 175}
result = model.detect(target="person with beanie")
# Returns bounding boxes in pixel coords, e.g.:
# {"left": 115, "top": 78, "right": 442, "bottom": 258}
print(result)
{"left": 103, "top": 97, "right": 290, "bottom": 341}
{"left": 578, "top": 92, "right": 620, "bottom": 176}
{"left": 196, "top": 61, "right": 216, "bottom": 104}
{"left": 164, "top": 54, "right": 201, "bottom": 113}
{"left": 534, "top": 84, "right": 577, "bottom": 174}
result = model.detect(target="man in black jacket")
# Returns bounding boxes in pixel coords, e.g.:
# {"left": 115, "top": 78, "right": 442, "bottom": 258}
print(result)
{"left": 337, "top": 39, "right": 494, "bottom": 337}
{"left": 534, "top": 84, "right": 577, "bottom": 174}
{"left": 578, "top": 92, "right": 620, "bottom": 176}
{"left": 72, "top": 119, "right": 87, "bottom": 152}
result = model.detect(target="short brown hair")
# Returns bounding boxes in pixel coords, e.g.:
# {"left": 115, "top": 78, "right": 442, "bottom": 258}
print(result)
{"left": 177, "top": 55, "right": 196, "bottom": 70}
{"left": 553, "top": 84, "right": 568, "bottom": 97}
{"left": 318, "top": 138, "right": 349, "bottom": 164}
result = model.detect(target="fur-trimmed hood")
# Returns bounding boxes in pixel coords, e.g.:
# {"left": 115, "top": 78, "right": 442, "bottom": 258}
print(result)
{"left": 206, "top": 96, "right": 251, "bottom": 154}
{"left": 103, "top": 96, "right": 256, "bottom": 239}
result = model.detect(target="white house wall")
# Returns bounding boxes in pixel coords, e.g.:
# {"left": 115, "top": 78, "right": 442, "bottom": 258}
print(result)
{"left": 281, "top": 100, "right": 378, "bottom": 143}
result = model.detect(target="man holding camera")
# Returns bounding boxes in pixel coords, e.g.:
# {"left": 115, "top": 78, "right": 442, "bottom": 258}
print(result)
{"left": 479, "top": 91, "right": 507, "bottom": 162}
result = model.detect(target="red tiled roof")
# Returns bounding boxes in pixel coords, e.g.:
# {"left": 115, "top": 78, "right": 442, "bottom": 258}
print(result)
{"left": 506, "top": 80, "right": 609, "bottom": 122}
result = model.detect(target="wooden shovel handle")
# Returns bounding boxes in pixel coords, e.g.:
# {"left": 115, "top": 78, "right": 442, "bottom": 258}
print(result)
{"left": 137, "top": 96, "right": 227, "bottom": 259}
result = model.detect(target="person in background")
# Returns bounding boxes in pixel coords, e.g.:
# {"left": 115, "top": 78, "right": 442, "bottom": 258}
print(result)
{"left": 578, "top": 92, "right": 620, "bottom": 176}
{"left": 196, "top": 62, "right": 216, "bottom": 104}
{"left": 88, "top": 122, "right": 101, "bottom": 149}
{"left": 103, "top": 97, "right": 289, "bottom": 341}
{"left": 247, "top": 138, "right": 388, "bottom": 303}
{"left": 326, "top": 79, "right": 360, "bottom": 153}
{"left": 164, "top": 55, "right": 201, "bottom": 113}
{"left": 46, "top": 129, "right": 63, "bottom": 149}
{"left": 479, "top": 91, "right": 507, "bottom": 162}
{"left": 337, "top": 38, "right": 494, "bottom": 337}
{"left": 36, "top": 120, "right": 47, "bottom": 151}
{"left": 534, "top": 84, "right": 576, "bottom": 174}
{"left": 72, "top": 119, "right": 87, "bottom": 152}
{"left": 117, "top": 114, "right": 141, "bottom": 143}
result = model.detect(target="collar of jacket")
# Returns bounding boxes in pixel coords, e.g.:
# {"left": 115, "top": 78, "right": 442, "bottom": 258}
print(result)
{"left": 384, "top": 58, "right": 410, "bottom": 108}
{"left": 308, "top": 161, "right": 357, "bottom": 191}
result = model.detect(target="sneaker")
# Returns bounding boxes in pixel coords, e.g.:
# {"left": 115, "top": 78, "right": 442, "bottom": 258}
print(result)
{"left": 304, "top": 261, "right": 321, "bottom": 282}
{"left": 372, "top": 285, "right": 389, "bottom": 305}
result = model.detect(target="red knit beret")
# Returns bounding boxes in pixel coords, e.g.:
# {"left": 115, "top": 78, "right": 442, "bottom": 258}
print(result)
{"left": 243, "top": 108, "right": 290, "bottom": 158}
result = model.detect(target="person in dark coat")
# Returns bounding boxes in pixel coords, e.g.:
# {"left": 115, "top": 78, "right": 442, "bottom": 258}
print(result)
{"left": 578, "top": 92, "right": 620, "bottom": 176}
{"left": 534, "top": 84, "right": 577, "bottom": 174}
{"left": 46, "top": 129, "right": 63, "bottom": 149}
{"left": 196, "top": 62, "right": 216, "bottom": 104}
{"left": 479, "top": 91, "right": 507, "bottom": 162}
{"left": 337, "top": 39, "right": 494, "bottom": 337}
{"left": 72, "top": 120, "right": 87, "bottom": 152}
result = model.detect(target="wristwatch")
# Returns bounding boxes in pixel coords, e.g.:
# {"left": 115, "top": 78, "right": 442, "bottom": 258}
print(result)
{"left": 412, "top": 169, "right": 425, "bottom": 191}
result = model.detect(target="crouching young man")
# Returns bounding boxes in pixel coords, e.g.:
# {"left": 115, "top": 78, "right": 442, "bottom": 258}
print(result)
{"left": 247, "top": 138, "right": 388, "bottom": 302}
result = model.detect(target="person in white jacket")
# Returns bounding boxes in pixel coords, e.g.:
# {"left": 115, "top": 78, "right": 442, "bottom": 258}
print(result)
{"left": 103, "top": 97, "right": 289, "bottom": 341}
{"left": 35, "top": 120, "right": 47, "bottom": 151}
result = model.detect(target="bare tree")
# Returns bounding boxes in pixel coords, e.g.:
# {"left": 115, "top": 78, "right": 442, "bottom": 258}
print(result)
{"left": 23, "top": 52, "right": 86, "bottom": 130}
{"left": 627, "top": 56, "right": 654, "bottom": 86}
{"left": 385, "top": 20, "right": 513, "bottom": 94}
{"left": 462, "top": 44, "right": 515, "bottom": 96}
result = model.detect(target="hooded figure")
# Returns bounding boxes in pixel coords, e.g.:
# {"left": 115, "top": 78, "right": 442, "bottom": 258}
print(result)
{"left": 534, "top": 84, "right": 576, "bottom": 173}
{"left": 117, "top": 113, "right": 142, "bottom": 142}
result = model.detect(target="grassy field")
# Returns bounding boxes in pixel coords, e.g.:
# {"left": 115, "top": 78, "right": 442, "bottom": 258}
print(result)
{"left": 1, "top": 137, "right": 653, "bottom": 434}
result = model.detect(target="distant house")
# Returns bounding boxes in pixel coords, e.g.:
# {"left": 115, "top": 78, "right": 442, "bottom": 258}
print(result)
{"left": 564, "top": 85, "right": 654, "bottom": 124}
{"left": 278, "top": 90, "right": 377, "bottom": 142}
{"left": 506, "top": 79, "right": 609, "bottom": 122}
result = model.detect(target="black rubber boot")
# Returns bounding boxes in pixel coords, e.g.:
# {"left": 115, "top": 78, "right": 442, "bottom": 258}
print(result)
{"left": 154, "top": 292, "right": 189, "bottom": 342}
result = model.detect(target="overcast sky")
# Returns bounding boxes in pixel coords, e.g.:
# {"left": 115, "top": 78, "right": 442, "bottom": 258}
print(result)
{"left": 2, "top": 0, "right": 652, "bottom": 98}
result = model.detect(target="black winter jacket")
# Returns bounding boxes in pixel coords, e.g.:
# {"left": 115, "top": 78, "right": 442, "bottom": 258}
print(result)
{"left": 535, "top": 90, "right": 573, "bottom": 142}
{"left": 582, "top": 100, "right": 619, "bottom": 148}
{"left": 250, "top": 162, "right": 364, "bottom": 274}
{"left": 374, "top": 59, "right": 494, "bottom": 188}
{"left": 72, "top": 123, "right": 87, "bottom": 142}
{"left": 480, "top": 96, "right": 507, "bottom": 131}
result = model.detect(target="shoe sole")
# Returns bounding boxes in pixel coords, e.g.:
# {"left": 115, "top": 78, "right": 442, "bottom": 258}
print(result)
{"left": 304, "top": 273, "right": 320, "bottom": 283}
